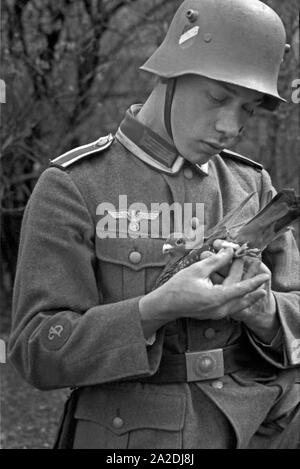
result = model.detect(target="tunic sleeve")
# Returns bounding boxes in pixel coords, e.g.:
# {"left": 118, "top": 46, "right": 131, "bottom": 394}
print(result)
{"left": 246, "top": 169, "right": 300, "bottom": 367}
{"left": 8, "top": 167, "right": 164, "bottom": 390}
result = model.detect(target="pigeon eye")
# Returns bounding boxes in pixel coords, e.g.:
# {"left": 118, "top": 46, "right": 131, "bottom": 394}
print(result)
{"left": 176, "top": 238, "right": 184, "bottom": 246}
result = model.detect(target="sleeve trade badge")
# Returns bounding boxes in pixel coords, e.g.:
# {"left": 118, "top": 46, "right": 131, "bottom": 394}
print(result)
{"left": 40, "top": 316, "right": 72, "bottom": 351}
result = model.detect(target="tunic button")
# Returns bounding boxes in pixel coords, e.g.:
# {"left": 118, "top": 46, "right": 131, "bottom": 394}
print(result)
{"left": 204, "top": 328, "right": 216, "bottom": 339}
{"left": 112, "top": 417, "right": 124, "bottom": 429}
{"left": 183, "top": 167, "right": 193, "bottom": 179}
{"left": 211, "top": 380, "right": 224, "bottom": 389}
{"left": 190, "top": 217, "right": 200, "bottom": 229}
{"left": 128, "top": 250, "right": 142, "bottom": 264}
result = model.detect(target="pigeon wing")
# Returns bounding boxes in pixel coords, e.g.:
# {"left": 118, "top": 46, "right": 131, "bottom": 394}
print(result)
{"left": 232, "top": 189, "right": 300, "bottom": 250}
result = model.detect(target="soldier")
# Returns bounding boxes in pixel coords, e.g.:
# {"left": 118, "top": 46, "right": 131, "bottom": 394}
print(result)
{"left": 9, "top": 0, "right": 300, "bottom": 449}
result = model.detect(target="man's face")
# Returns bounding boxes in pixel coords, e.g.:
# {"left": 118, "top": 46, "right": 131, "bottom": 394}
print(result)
{"left": 171, "top": 75, "right": 264, "bottom": 165}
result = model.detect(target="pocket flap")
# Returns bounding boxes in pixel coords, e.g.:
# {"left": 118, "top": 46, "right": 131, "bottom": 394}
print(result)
{"left": 74, "top": 387, "right": 186, "bottom": 434}
{"left": 96, "top": 237, "right": 167, "bottom": 271}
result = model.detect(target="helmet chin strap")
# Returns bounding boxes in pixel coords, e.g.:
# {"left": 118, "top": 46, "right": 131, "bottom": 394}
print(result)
{"left": 161, "top": 78, "right": 209, "bottom": 175}
{"left": 164, "top": 78, "right": 177, "bottom": 142}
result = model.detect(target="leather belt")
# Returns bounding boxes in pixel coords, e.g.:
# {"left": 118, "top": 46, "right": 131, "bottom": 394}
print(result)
{"left": 140, "top": 343, "right": 264, "bottom": 383}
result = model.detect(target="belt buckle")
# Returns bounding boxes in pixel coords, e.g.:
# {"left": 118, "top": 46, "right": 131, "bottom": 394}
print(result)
{"left": 185, "top": 349, "right": 224, "bottom": 382}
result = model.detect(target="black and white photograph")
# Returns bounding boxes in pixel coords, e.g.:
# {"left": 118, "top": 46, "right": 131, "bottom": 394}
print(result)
{"left": 1, "top": 0, "right": 300, "bottom": 452}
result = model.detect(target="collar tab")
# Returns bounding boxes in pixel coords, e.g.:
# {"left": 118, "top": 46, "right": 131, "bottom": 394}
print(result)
{"left": 116, "top": 105, "right": 208, "bottom": 176}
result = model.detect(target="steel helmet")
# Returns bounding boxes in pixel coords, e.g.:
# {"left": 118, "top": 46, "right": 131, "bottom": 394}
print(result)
{"left": 140, "top": 0, "right": 289, "bottom": 110}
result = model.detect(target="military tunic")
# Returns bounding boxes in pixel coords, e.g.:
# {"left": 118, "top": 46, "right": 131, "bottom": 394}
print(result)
{"left": 9, "top": 106, "right": 300, "bottom": 449}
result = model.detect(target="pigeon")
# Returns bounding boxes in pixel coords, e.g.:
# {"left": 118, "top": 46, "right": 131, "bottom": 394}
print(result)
{"left": 154, "top": 189, "right": 300, "bottom": 289}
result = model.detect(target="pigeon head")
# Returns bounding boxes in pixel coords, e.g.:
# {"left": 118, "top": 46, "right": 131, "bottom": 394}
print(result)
{"left": 162, "top": 233, "right": 190, "bottom": 256}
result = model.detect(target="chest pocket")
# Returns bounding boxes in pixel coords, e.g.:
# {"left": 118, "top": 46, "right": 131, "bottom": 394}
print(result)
{"left": 95, "top": 237, "right": 167, "bottom": 302}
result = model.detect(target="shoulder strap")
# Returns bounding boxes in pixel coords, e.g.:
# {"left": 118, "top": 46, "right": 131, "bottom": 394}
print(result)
{"left": 220, "top": 149, "right": 263, "bottom": 170}
{"left": 50, "top": 134, "right": 114, "bottom": 169}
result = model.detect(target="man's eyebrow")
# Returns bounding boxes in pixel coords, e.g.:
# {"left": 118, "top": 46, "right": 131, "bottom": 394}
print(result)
{"left": 217, "top": 82, "right": 264, "bottom": 103}
{"left": 218, "top": 82, "right": 238, "bottom": 95}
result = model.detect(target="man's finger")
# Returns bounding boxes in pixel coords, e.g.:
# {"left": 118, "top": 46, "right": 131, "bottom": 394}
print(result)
{"left": 211, "top": 272, "right": 225, "bottom": 285}
{"left": 242, "top": 256, "right": 262, "bottom": 280}
{"left": 199, "top": 251, "right": 213, "bottom": 260}
{"left": 213, "top": 239, "right": 240, "bottom": 251}
{"left": 221, "top": 273, "right": 270, "bottom": 302}
{"left": 199, "top": 251, "right": 228, "bottom": 283}
{"left": 226, "top": 288, "right": 266, "bottom": 316}
{"left": 222, "top": 257, "right": 244, "bottom": 286}
{"left": 193, "top": 247, "right": 234, "bottom": 276}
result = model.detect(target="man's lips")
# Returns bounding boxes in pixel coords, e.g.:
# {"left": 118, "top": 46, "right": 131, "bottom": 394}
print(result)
{"left": 200, "top": 141, "right": 224, "bottom": 153}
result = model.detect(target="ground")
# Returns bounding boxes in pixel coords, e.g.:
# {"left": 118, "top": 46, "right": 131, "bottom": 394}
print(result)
{"left": 1, "top": 294, "right": 68, "bottom": 449}
{"left": 1, "top": 361, "right": 68, "bottom": 449}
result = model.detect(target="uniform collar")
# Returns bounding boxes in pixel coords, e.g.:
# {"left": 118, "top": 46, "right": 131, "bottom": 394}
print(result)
{"left": 116, "top": 104, "right": 209, "bottom": 176}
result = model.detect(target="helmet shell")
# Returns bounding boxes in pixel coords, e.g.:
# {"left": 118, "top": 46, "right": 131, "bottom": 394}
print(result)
{"left": 140, "top": 0, "right": 287, "bottom": 109}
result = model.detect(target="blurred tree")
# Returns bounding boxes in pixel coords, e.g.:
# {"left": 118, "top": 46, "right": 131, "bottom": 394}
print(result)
{"left": 0, "top": 0, "right": 299, "bottom": 296}
{"left": 236, "top": 0, "right": 300, "bottom": 190}
{"left": 0, "top": 0, "right": 178, "bottom": 292}
{"left": 235, "top": 0, "right": 300, "bottom": 247}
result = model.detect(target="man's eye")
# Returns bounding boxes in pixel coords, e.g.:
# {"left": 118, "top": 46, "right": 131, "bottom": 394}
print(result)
{"left": 207, "top": 92, "right": 227, "bottom": 104}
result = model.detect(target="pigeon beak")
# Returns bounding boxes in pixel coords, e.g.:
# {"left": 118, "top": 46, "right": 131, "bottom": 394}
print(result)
{"left": 162, "top": 243, "right": 174, "bottom": 255}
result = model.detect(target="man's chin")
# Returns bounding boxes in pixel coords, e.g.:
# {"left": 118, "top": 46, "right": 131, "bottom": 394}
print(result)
{"left": 183, "top": 152, "right": 212, "bottom": 166}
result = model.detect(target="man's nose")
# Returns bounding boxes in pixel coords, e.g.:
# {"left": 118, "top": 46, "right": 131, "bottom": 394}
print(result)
{"left": 215, "top": 108, "right": 243, "bottom": 140}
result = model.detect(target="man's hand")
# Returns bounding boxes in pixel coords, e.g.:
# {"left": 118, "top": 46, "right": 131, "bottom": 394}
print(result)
{"left": 224, "top": 256, "right": 279, "bottom": 343}
{"left": 139, "top": 247, "right": 269, "bottom": 340}
{"left": 162, "top": 248, "right": 269, "bottom": 321}
{"left": 205, "top": 239, "right": 279, "bottom": 343}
